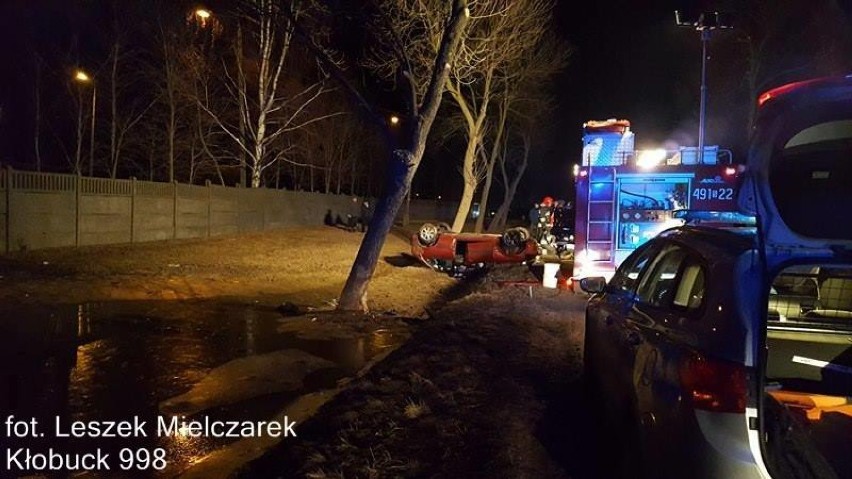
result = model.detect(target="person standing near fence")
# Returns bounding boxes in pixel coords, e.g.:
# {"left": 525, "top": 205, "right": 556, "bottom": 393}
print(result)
{"left": 359, "top": 201, "right": 372, "bottom": 232}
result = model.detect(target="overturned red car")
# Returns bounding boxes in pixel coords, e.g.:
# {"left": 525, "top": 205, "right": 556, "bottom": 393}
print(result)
{"left": 410, "top": 223, "right": 539, "bottom": 276}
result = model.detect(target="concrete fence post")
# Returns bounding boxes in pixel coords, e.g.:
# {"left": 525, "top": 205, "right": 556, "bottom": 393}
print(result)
{"left": 206, "top": 179, "right": 212, "bottom": 238}
{"left": 172, "top": 180, "right": 178, "bottom": 240}
{"left": 130, "top": 177, "right": 137, "bottom": 243}
{"left": 75, "top": 173, "right": 82, "bottom": 247}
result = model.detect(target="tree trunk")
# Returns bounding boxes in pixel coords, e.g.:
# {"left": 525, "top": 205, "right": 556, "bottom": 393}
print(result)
{"left": 34, "top": 61, "right": 42, "bottom": 172}
{"left": 450, "top": 138, "right": 478, "bottom": 232}
{"left": 325, "top": 167, "right": 332, "bottom": 193}
{"left": 110, "top": 42, "right": 119, "bottom": 179}
{"left": 475, "top": 93, "right": 508, "bottom": 232}
{"left": 168, "top": 94, "right": 176, "bottom": 182}
{"left": 251, "top": 160, "right": 262, "bottom": 188}
{"left": 275, "top": 160, "right": 281, "bottom": 189}
{"left": 338, "top": 150, "right": 415, "bottom": 311}
{"left": 350, "top": 153, "right": 356, "bottom": 194}
{"left": 490, "top": 133, "right": 530, "bottom": 231}
{"left": 338, "top": 0, "right": 469, "bottom": 311}
{"left": 88, "top": 83, "right": 96, "bottom": 177}
{"left": 75, "top": 88, "right": 84, "bottom": 175}
{"left": 474, "top": 157, "right": 496, "bottom": 232}
{"left": 148, "top": 145, "right": 155, "bottom": 181}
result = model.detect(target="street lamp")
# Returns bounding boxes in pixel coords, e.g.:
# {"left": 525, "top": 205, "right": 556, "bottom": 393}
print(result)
{"left": 389, "top": 115, "right": 400, "bottom": 126}
{"left": 189, "top": 7, "right": 223, "bottom": 37}
{"left": 73, "top": 69, "right": 96, "bottom": 176}
{"left": 675, "top": 11, "right": 732, "bottom": 163}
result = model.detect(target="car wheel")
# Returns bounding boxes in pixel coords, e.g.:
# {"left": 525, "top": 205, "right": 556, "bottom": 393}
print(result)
{"left": 417, "top": 223, "right": 440, "bottom": 246}
{"left": 501, "top": 227, "right": 530, "bottom": 255}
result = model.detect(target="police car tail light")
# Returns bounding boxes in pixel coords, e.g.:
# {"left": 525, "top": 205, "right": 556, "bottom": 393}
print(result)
{"left": 679, "top": 353, "right": 746, "bottom": 413}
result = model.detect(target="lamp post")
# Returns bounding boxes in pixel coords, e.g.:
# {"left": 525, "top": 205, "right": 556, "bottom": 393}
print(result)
{"left": 74, "top": 69, "right": 96, "bottom": 176}
{"left": 675, "top": 11, "right": 732, "bottom": 164}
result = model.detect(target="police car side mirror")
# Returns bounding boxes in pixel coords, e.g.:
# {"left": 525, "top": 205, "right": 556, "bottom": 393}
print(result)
{"left": 579, "top": 277, "right": 607, "bottom": 294}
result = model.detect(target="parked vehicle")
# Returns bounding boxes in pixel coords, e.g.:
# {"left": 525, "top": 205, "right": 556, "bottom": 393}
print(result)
{"left": 572, "top": 118, "right": 739, "bottom": 282}
{"left": 411, "top": 222, "right": 538, "bottom": 277}
{"left": 580, "top": 74, "right": 852, "bottom": 478}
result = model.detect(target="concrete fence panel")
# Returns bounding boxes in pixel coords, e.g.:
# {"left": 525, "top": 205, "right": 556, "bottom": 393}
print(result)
{"left": 0, "top": 167, "right": 458, "bottom": 253}
{"left": 175, "top": 184, "right": 208, "bottom": 239}
{"left": 404, "top": 199, "right": 458, "bottom": 224}
{"left": 279, "top": 191, "right": 361, "bottom": 227}
{"left": 8, "top": 191, "right": 77, "bottom": 250}
{"left": 238, "top": 188, "right": 265, "bottom": 233}
{"left": 7, "top": 171, "right": 77, "bottom": 251}
{"left": 264, "top": 189, "right": 286, "bottom": 228}
{"left": 134, "top": 180, "right": 175, "bottom": 242}
{"left": 210, "top": 185, "right": 239, "bottom": 236}
{"left": 78, "top": 177, "right": 132, "bottom": 246}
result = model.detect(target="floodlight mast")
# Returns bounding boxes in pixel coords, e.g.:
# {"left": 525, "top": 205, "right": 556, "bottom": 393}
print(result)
{"left": 675, "top": 11, "right": 732, "bottom": 163}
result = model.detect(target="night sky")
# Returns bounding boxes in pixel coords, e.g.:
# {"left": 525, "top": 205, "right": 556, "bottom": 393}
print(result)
{"left": 548, "top": 0, "right": 735, "bottom": 203}
{"left": 525, "top": 0, "right": 852, "bottom": 206}
{"left": 1, "top": 1, "right": 850, "bottom": 206}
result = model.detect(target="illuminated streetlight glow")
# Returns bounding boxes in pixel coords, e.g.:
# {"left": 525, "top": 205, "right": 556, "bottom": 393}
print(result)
{"left": 389, "top": 115, "right": 400, "bottom": 125}
{"left": 74, "top": 70, "right": 91, "bottom": 82}
{"left": 195, "top": 8, "right": 212, "bottom": 19}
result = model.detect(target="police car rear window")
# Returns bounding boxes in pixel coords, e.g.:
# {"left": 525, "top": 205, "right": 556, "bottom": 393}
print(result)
{"left": 770, "top": 119, "right": 852, "bottom": 240}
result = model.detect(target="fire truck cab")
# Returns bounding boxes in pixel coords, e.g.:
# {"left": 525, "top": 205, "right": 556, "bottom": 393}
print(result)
{"left": 572, "top": 119, "right": 741, "bottom": 281}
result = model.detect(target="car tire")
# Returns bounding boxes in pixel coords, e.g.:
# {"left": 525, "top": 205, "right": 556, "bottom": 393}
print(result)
{"left": 501, "top": 227, "right": 530, "bottom": 255}
{"left": 417, "top": 223, "right": 440, "bottom": 246}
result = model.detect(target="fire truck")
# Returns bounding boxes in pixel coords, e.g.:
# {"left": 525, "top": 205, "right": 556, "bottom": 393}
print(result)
{"left": 572, "top": 119, "right": 742, "bottom": 281}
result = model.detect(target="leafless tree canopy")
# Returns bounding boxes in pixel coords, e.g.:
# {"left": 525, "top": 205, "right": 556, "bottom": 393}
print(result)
{"left": 431, "top": 0, "right": 566, "bottom": 231}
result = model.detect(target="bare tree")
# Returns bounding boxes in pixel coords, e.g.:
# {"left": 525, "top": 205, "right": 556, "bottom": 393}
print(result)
{"left": 483, "top": 32, "right": 569, "bottom": 232}
{"left": 106, "top": 37, "right": 155, "bottom": 179}
{"left": 152, "top": 14, "right": 189, "bottom": 183}
{"left": 33, "top": 53, "right": 44, "bottom": 171}
{"left": 440, "top": 0, "right": 555, "bottom": 232}
{"left": 197, "top": 1, "right": 336, "bottom": 188}
{"left": 305, "top": 0, "right": 471, "bottom": 310}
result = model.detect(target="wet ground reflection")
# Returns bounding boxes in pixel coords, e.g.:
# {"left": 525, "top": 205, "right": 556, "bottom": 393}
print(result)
{"left": 0, "top": 300, "right": 400, "bottom": 477}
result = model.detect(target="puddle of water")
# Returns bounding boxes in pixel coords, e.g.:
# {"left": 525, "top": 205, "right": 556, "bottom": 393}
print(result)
{"left": 0, "top": 300, "right": 401, "bottom": 477}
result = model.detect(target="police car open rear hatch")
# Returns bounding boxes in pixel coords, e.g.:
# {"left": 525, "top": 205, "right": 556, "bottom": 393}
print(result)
{"left": 738, "top": 75, "right": 852, "bottom": 258}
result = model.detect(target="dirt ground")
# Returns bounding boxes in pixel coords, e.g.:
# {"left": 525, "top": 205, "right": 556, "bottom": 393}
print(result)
{"left": 240, "top": 268, "right": 595, "bottom": 479}
{"left": 0, "top": 227, "right": 454, "bottom": 315}
{"left": 0, "top": 228, "right": 593, "bottom": 479}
